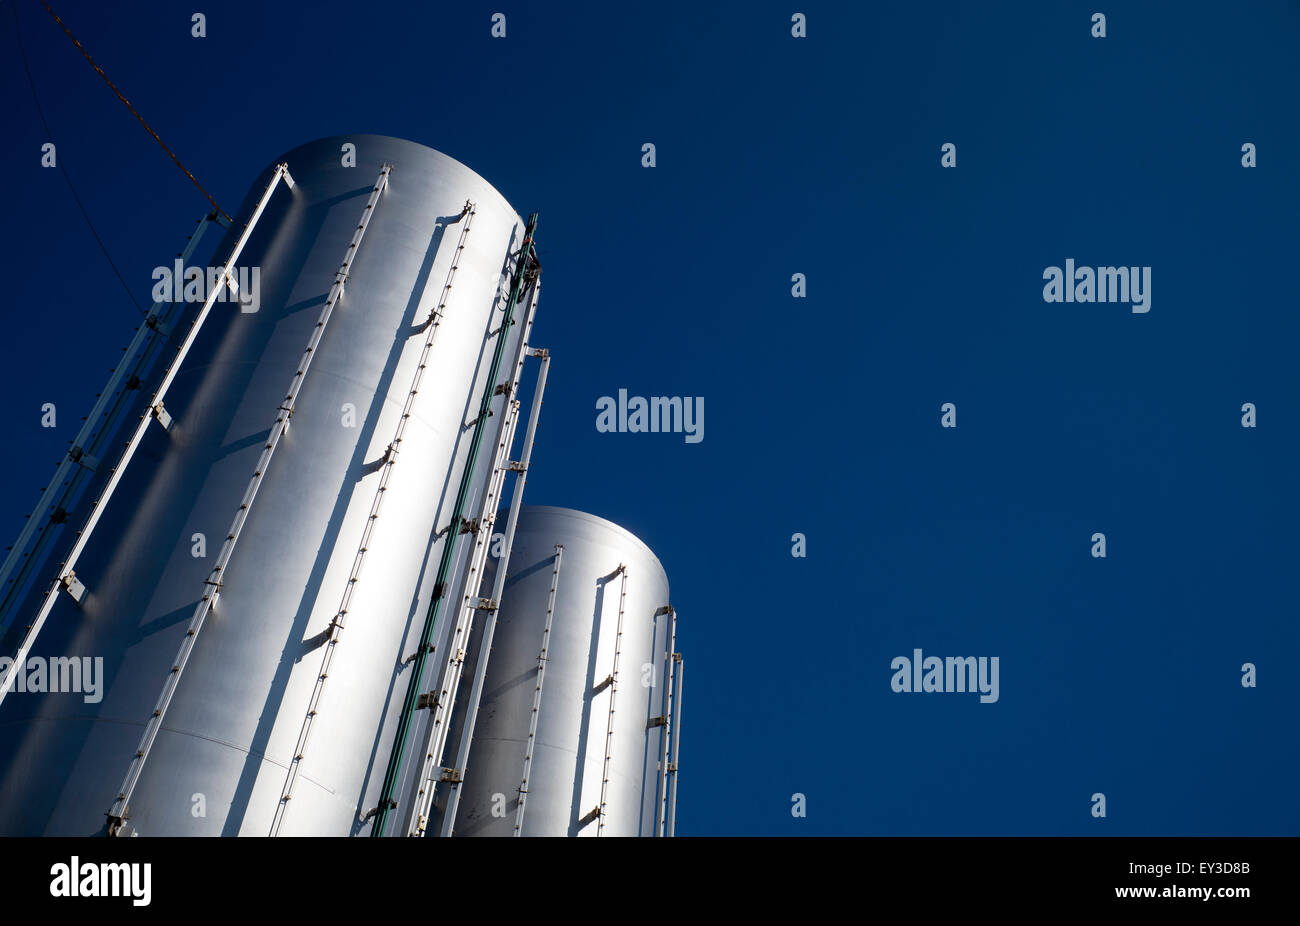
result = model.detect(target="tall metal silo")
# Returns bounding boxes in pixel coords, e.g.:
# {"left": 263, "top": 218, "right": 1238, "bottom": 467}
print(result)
{"left": 0, "top": 135, "right": 546, "bottom": 836}
{"left": 417, "top": 506, "right": 685, "bottom": 837}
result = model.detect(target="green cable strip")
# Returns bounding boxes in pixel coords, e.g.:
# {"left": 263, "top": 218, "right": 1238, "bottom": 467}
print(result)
{"left": 372, "top": 213, "right": 538, "bottom": 836}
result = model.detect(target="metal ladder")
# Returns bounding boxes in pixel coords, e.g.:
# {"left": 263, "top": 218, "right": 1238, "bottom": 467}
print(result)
{"left": 407, "top": 392, "right": 521, "bottom": 835}
{"left": 595, "top": 567, "right": 629, "bottom": 836}
{"left": 439, "top": 344, "right": 552, "bottom": 836}
{"left": 106, "top": 165, "right": 390, "bottom": 834}
{"left": 405, "top": 280, "right": 545, "bottom": 836}
{"left": 269, "top": 198, "right": 475, "bottom": 835}
{"left": 370, "top": 214, "right": 540, "bottom": 837}
{"left": 513, "top": 543, "right": 563, "bottom": 836}
{"left": 654, "top": 605, "right": 679, "bottom": 836}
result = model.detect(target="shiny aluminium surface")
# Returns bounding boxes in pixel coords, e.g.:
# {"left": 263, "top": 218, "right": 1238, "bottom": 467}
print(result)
{"left": 433, "top": 506, "right": 674, "bottom": 837}
{"left": 0, "top": 135, "right": 535, "bottom": 835}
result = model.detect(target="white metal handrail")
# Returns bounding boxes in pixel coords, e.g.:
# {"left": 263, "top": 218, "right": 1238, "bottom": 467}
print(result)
{"left": 0, "top": 164, "right": 295, "bottom": 710}
{"left": 666, "top": 652, "right": 684, "bottom": 837}
{"left": 0, "top": 211, "right": 220, "bottom": 628}
{"left": 655, "top": 605, "right": 678, "bottom": 836}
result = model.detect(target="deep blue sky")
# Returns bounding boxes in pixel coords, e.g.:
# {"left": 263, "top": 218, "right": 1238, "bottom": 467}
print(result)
{"left": 1, "top": 1, "right": 1296, "bottom": 835}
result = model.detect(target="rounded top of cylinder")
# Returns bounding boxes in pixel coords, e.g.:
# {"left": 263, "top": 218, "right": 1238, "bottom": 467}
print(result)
{"left": 513, "top": 505, "right": 669, "bottom": 581}
{"left": 256, "top": 134, "right": 523, "bottom": 221}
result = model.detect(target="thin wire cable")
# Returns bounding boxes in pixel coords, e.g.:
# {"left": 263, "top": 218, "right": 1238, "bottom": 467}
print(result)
{"left": 7, "top": 0, "right": 146, "bottom": 317}
{"left": 36, "top": 0, "right": 233, "bottom": 224}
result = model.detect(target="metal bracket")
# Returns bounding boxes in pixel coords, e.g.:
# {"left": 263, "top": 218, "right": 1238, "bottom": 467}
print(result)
{"left": 60, "top": 572, "right": 86, "bottom": 603}
{"left": 472, "top": 597, "right": 498, "bottom": 613}
{"left": 459, "top": 517, "right": 479, "bottom": 535}
{"left": 362, "top": 799, "right": 397, "bottom": 822}
{"left": 404, "top": 643, "right": 435, "bottom": 665}
{"left": 416, "top": 692, "right": 439, "bottom": 710}
{"left": 522, "top": 244, "right": 541, "bottom": 288}
{"left": 68, "top": 446, "right": 100, "bottom": 472}
{"left": 493, "top": 382, "right": 512, "bottom": 397}
{"left": 648, "top": 716, "right": 667, "bottom": 728}
{"left": 106, "top": 815, "right": 136, "bottom": 837}
{"left": 578, "top": 806, "right": 601, "bottom": 827}
{"left": 202, "top": 573, "right": 223, "bottom": 610}
{"left": 439, "top": 767, "right": 463, "bottom": 784}
{"left": 151, "top": 402, "right": 173, "bottom": 431}
{"left": 507, "top": 461, "right": 526, "bottom": 473}
{"left": 593, "top": 674, "right": 614, "bottom": 695}
{"left": 144, "top": 312, "right": 172, "bottom": 337}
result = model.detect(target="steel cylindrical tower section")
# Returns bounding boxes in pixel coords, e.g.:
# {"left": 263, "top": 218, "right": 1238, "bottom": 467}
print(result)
{"left": 431, "top": 506, "right": 682, "bottom": 837}
{"left": 0, "top": 135, "right": 541, "bottom": 836}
